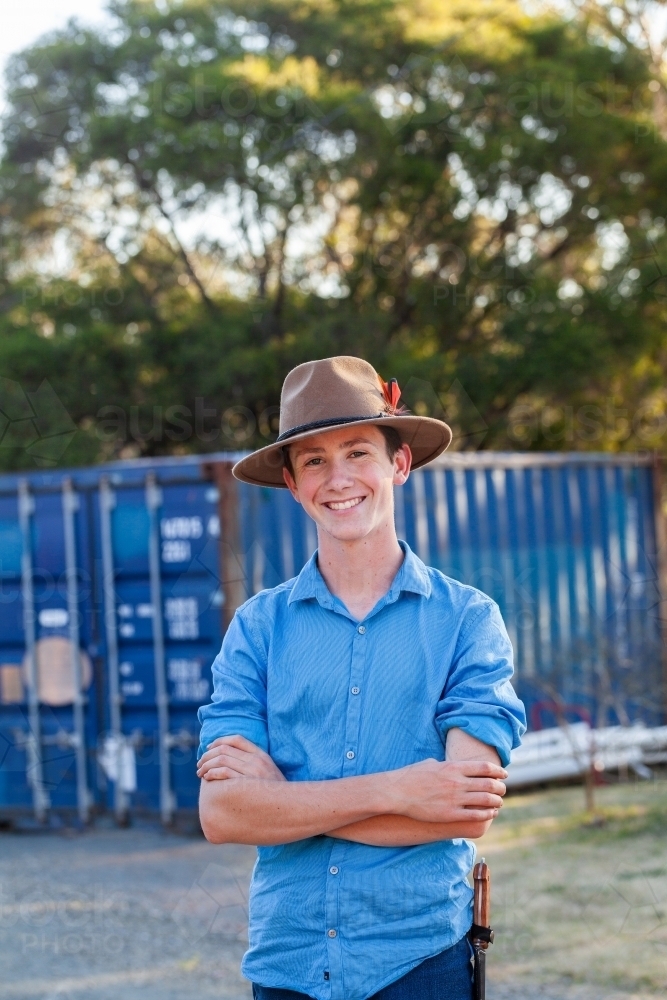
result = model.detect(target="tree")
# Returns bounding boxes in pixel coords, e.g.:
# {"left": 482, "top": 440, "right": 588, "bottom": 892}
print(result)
{"left": 1, "top": 0, "right": 667, "bottom": 468}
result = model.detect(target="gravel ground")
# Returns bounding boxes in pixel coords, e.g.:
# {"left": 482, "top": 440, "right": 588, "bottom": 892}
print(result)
{"left": 0, "top": 819, "right": 254, "bottom": 1000}
{"left": 1, "top": 781, "right": 665, "bottom": 1000}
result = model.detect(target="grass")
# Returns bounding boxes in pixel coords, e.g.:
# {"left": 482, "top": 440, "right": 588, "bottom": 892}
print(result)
{"left": 480, "top": 778, "right": 667, "bottom": 996}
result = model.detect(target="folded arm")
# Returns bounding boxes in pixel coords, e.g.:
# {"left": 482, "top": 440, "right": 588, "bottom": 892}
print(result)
{"left": 197, "top": 732, "right": 505, "bottom": 846}
{"left": 325, "top": 729, "right": 501, "bottom": 845}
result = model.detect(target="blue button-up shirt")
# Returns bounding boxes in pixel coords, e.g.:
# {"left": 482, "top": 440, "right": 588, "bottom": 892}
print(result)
{"left": 198, "top": 541, "right": 526, "bottom": 1000}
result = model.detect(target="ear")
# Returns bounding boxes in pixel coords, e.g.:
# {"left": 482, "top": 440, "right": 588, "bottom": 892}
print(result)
{"left": 282, "top": 465, "right": 301, "bottom": 503}
{"left": 392, "top": 443, "right": 412, "bottom": 486}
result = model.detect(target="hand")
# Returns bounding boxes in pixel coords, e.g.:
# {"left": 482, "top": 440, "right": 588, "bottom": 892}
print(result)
{"left": 197, "top": 734, "right": 286, "bottom": 782}
{"left": 385, "top": 758, "right": 507, "bottom": 825}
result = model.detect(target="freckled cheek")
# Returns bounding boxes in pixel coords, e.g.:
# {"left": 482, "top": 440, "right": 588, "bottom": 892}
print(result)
{"left": 296, "top": 477, "right": 322, "bottom": 508}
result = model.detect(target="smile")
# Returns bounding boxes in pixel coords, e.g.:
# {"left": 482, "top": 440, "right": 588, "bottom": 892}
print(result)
{"left": 323, "top": 496, "right": 366, "bottom": 511}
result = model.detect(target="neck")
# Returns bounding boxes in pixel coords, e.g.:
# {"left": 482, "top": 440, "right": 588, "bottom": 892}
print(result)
{"left": 315, "top": 520, "right": 404, "bottom": 621}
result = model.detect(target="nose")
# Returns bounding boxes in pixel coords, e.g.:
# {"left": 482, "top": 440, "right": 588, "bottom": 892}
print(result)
{"left": 323, "top": 455, "right": 356, "bottom": 492}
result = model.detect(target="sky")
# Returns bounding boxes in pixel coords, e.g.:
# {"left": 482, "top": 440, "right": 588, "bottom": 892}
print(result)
{"left": 1, "top": 1, "right": 111, "bottom": 109}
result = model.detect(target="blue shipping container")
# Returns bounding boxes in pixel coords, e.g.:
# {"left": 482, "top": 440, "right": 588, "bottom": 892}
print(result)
{"left": 0, "top": 451, "right": 664, "bottom": 823}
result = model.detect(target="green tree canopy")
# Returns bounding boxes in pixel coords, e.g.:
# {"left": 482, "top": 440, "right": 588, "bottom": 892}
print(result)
{"left": 1, "top": 0, "right": 667, "bottom": 467}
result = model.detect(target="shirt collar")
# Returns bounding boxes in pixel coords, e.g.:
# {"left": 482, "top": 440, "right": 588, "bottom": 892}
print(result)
{"left": 287, "top": 540, "right": 432, "bottom": 608}
{"left": 388, "top": 540, "right": 432, "bottom": 599}
{"left": 287, "top": 549, "right": 335, "bottom": 608}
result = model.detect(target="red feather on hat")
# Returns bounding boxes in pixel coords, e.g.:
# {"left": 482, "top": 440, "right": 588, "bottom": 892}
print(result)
{"left": 379, "top": 377, "right": 408, "bottom": 415}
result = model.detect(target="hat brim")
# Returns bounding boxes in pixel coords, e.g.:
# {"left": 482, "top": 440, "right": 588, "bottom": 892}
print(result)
{"left": 232, "top": 415, "right": 453, "bottom": 487}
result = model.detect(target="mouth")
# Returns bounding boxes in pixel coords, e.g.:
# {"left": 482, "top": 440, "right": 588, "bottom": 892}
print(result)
{"left": 322, "top": 495, "right": 366, "bottom": 511}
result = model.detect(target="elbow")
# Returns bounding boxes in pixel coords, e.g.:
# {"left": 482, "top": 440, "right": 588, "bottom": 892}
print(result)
{"left": 464, "top": 819, "right": 493, "bottom": 840}
{"left": 199, "top": 807, "right": 229, "bottom": 844}
{"left": 200, "top": 818, "right": 229, "bottom": 845}
{"left": 198, "top": 782, "right": 231, "bottom": 844}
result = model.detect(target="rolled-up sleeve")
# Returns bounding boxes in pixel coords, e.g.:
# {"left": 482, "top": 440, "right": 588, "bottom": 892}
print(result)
{"left": 434, "top": 598, "right": 526, "bottom": 766}
{"left": 197, "top": 606, "right": 269, "bottom": 760}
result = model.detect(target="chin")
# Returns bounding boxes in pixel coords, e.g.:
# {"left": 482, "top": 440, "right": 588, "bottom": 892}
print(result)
{"left": 321, "top": 521, "right": 374, "bottom": 542}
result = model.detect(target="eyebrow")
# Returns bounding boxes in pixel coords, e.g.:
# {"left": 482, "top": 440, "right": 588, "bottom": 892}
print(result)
{"left": 340, "top": 436, "right": 375, "bottom": 448}
{"left": 293, "top": 436, "right": 376, "bottom": 458}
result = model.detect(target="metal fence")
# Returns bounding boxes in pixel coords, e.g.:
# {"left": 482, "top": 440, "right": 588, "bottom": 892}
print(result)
{"left": 0, "top": 451, "right": 664, "bottom": 823}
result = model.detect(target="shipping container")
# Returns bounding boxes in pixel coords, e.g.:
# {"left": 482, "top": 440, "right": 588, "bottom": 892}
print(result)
{"left": 0, "top": 451, "right": 664, "bottom": 823}
{"left": 0, "top": 477, "right": 99, "bottom": 822}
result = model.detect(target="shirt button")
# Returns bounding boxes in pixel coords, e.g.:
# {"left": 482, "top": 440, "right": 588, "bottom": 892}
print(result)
{"left": 328, "top": 929, "right": 337, "bottom": 938}
{"left": 358, "top": 625, "right": 366, "bottom": 634}
{"left": 351, "top": 686, "right": 360, "bottom": 695}
{"left": 329, "top": 866, "right": 339, "bottom": 875}
{"left": 346, "top": 750, "right": 355, "bottom": 759}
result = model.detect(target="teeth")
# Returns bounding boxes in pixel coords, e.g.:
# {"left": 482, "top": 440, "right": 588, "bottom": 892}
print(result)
{"left": 326, "top": 497, "right": 364, "bottom": 510}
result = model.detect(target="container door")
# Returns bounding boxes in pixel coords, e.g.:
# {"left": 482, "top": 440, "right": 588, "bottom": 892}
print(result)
{"left": 0, "top": 479, "right": 96, "bottom": 822}
{"left": 97, "top": 474, "right": 222, "bottom": 822}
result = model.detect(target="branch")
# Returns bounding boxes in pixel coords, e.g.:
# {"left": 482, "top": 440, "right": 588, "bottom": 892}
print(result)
{"left": 135, "top": 169, "right": 218, "bottom": 315}
{"left": 151, "top": 195, "right": 218, "bottom": 316}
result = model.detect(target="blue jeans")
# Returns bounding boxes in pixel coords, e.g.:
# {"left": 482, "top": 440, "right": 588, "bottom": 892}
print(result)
{"left": 251, "top": 934, "right": 474, "bottom": 1000}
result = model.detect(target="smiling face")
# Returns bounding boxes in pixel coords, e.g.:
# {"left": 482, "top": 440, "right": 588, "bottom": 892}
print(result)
{"left": 282, "top": 424, "right": 412, "bottom": 544}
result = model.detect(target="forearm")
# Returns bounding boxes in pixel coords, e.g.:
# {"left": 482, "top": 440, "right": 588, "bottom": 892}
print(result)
{"left": 326, "top": 813, "right": 491, "bottom": 846}
{"left": 199, "top": 770, "right": 394, "bottom": 845}
{"left": 326, "top": 731, "right": 501, "bottom": 846}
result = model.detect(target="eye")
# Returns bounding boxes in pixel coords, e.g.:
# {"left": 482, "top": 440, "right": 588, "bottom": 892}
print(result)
{"left": 304, "top": 456, "right": 323, "bottom": 466}
{"left": 350, "top": 450, "right": 367, "bottom": 458}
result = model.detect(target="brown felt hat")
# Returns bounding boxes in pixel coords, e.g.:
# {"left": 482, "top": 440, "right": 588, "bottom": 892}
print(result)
{"left": 232, "top": 356, "right": 452, "bottom": 488}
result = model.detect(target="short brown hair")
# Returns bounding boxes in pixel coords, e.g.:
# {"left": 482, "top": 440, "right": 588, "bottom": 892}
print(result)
{"left": 283, "top": 425, "right": 403, "bottom": 480}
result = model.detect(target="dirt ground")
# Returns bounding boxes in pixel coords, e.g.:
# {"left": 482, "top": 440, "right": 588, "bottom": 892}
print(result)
{"left": 1, "top": 778, "right": 666, "bottom": 1000}
{"left": 484, "top": 777, "right": 667, "bottom": 999}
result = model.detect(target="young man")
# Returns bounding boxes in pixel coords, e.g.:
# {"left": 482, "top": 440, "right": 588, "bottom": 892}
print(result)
{"left": 197, "top": 356, "right": 526, "bottom": 1000}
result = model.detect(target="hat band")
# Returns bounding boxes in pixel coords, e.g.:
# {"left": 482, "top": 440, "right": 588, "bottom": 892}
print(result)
{"left": 276, "top": 413, "right": 388, "bottom": 443}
